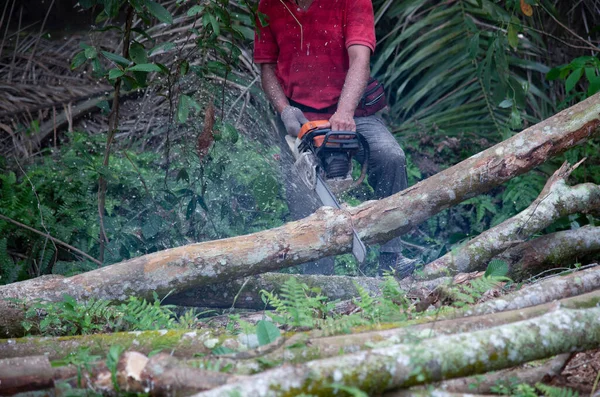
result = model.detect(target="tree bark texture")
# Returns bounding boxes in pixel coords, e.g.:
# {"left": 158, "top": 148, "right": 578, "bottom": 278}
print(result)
{"left": 1, "top": 94, "right": 599, "bottom": 338}
{"left": 165, "top": 273, "right": 447, "bottom": 309}
{"left": 454, "top": 265, "right": 600, "bottom": 318}
{"left": 0, "top": 328, "right": 236, "bottom": 361}
{"left": 198, "top": 285, "right": 600, "bottom": 375}
{"left": 420, "top": 161, "right": 600, "bottom": 279}
{"left": 192, "top": 307, "right": 600, "bottom": 396}
{"left": 502, "top": 226, "right": 600, "bottom": 279}
{"left": 436, "top": 353, "right": 570, "bottom": 393}
{"left": 0, "top": 355, "right": 54, "bottom": 395}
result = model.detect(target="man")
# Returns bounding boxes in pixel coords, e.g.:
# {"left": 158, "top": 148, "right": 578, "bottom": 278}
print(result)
{"left": 254, "top": 0, "right": 416, "bottom": 276}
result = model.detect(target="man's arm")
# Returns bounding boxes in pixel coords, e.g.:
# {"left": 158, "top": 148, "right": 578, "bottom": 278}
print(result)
{"left": 329, "top": 45, "right": 371, "bottom": 131}
{"left": 260, "top": 63, "right": 308, "bottom": 136}
{"left": 260, "top": 63, "right": 289, "bottom": 113}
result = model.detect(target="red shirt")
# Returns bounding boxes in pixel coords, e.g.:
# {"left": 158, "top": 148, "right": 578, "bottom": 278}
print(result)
{"left": 254, "top": 0, "right": 375, "bottom": 113}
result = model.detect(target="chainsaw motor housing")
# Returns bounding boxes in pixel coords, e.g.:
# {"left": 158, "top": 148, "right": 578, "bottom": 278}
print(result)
{"left": 296, "top": 120, "right": 369, "bottom": 193}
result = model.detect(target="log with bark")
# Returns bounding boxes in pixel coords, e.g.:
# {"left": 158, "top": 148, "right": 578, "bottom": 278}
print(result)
{"left": 436, "top": 353, "right": 570, "bottom": 393}
{"left": 192, "top": 307, "right": 600, "bottom": 396}
{"left": 5, "top": 269, "right": 600, "bottom": 371}
{"left": 165, "top": 273, "right": 448, "bottom": 309}
{"left": 419, "top": 161, "right": 600, "bottom": 279}
{"left": 1, "top": 94, "right": 599, "bottom": 338}
{"left": 502, "top": 226, "right": 600, "bottom": 279}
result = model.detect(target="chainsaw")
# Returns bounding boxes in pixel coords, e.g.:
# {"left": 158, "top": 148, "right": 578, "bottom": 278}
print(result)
{"left": 285, "top": 120, "right": 370, "bottom": 264}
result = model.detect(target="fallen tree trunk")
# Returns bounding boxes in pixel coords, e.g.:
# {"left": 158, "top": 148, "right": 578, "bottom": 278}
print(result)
{"left": 502, "top": 226, "right": 600, "bottom": 279}
{"left": 0, "top": 328, "right": 232, "bottom": 361}
{"left": 4, "top": 272, "right": 600, "bottom": 367}
{"left": 454, "top": 264, "right": 600, "bottom": 317}
{"left": 1, "top": 94, "right": 599, "bottom": 338}
{"left": 165, "top": 273, "right": 447, "bottom": 309}
{"left": 420, "top": 161, "right": 600, "bottom": 279}
{"left": 436, "top": 353, "right": 570, "bottom": 393}
{"left": 193, "top": 307, "right": 600, "bottom": 396}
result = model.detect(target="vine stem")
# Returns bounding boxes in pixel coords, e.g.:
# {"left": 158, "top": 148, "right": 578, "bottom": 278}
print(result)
{"left": 97, "top": 5, "right": 134, "bottom": 264}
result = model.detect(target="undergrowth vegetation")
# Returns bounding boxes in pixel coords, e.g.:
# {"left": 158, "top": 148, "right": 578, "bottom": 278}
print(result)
{"left": 0, "top": 127, "right": 286, "bottom": 283}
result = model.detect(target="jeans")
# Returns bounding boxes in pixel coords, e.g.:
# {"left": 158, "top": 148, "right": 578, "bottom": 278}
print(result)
{"left": 354, "top": 115, "right": 408, "bottom": 253}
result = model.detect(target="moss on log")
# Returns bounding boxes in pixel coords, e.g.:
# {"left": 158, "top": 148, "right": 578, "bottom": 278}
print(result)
{"left": 193, "top": 307, "right": 600, "bottom": 396}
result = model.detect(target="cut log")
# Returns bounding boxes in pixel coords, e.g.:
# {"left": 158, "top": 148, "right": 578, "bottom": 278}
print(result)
{"left": 420, "top": 161, "right": 600, "bottom": 279}
{"left": 0, "top": 356, "right": 54, "bottom": 395}
{"left": 1, "top": 94, "right": 599, "bottom": 338}
{"left": 191, "top": 307, "right": 600, "bottom": 396}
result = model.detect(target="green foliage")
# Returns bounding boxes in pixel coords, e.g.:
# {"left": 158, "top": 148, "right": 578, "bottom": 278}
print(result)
{"left": 260, "top": 277, "right": 334, "bottom": 328}
{"left": 490, "top": 379, "right": 579, "bottom": 397}
{"left": 535, "top": 382, "right": 579, "bottom": 397}
{"left": 445, "top": 259, "right": 511, "bottom": 307}
{"left": 0, "top": 125, "right": 287, "bottom": 279}
{"left": 256, "top": 319, "right": 281, "bottom": 345}
{"left": 547, "top": 55, "right": 600, "bottom": 104}
{"left": 22, "top": 292, "right": 195, "bottom": 336}
{"left": 374, "top": 0, "right": 552, "bottom": 140}
{"left": 353, "top": 273, "right": 409, "bottom": 323}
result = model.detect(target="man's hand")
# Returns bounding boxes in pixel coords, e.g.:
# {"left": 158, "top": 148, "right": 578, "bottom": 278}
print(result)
{"left": 281, "top": 106, "right": 309, "bottom": 137}
{"left": 329, "top": 110, "right": 356, "bottom": 131}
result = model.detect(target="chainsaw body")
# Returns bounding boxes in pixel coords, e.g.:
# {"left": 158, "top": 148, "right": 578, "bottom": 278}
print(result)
{"left": 288, "top": 120, "right": 367, "bottom": 195}
{"left": 285, "top": 120, "right": 369, "bottom": 263}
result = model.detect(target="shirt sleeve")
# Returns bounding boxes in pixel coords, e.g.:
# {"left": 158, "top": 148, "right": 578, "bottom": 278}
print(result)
{"left": 253, "top": 0, "right": 279, "bottom": 64}
{"left": 344, "top": 0, "right": 376, "bottom": 52}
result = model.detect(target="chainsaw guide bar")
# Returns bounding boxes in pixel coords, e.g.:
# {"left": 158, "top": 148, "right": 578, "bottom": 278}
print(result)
{"left": 284, "top": 125, "right": 368, "bottom": 264}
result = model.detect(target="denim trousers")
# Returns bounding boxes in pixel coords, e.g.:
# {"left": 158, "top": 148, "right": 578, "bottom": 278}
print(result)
{"left": 354, "top": 115, "right": 408, "bottom": 253}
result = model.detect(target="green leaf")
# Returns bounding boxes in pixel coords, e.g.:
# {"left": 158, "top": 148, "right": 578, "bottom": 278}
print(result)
{"left": 84, "top": 46, "right": 97, "bottom": 59}
{"left": 498, "top": 99, "right": 513, "bottom": 108}
{"left": 588, "top": 76, "right": 600, "bottom": 96}
{"left": 71, "top": 51, "right": 88, "bottom": 70}
{"left": 108, "top": 68, "right": 124, "bottom": 79}
{"left": 96, "top": 100, "right": 110, "bottom": 114}
{"left": 142, "top": 214, "right": 162, "bottom": 239}
{"left": 177, "top": 94, "right": 191, "bottom": 123}
{"left": 127, "top": 63, "right": 162, "bottom": 72}
{"left": 176, "top": 168, "right": 189, "bottom": 182}
{"left": 187, "top": 5, "right": 204, "bottom": 16}
{"left": 101, "top": 51, "right": 131, "bottom": 67}
{"left": 507, "top": 18, "right": 519, "bottom": 49}
{"left": 484, "top": 259, "right": 509, "bottom": 278}
{"left": 129, "top": 42, "right": 148, "bottom": 64}
{"left": 565, "top": 68, "right": 584, "bottom": 92}
{"left": 196, "top": 195, "right": 209, "bottom": 212}
{"left": 222, "top": 123, "right": 239, "bottom": 144}
{"left": 145, "top": 0, "right": 173, "bottom": 24}
{"left": 212, "top": 346, "right": 236, "bottom": 355}
{"left": 256, "top": 320, "right": 280, "bottom": 346}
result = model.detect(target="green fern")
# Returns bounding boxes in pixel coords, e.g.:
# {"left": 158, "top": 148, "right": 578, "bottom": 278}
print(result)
{"left": 446, "top": 260, "right": 512, "bottom": 307}
{"left": 535, "top": 383, "right": 579, "bottom": 397}
{"left": 260, "top": 277, "right": 333, "bottom": 328}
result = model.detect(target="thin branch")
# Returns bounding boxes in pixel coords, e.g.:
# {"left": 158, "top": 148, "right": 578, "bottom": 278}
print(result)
{"left": 539, "top": 2, "right": 600, "bottom": 52}
{"left": 0, "top": 214, "right": 101, "bottom": 266}
{"left": 0, "top": 0, "right": 16, "bottom": 62}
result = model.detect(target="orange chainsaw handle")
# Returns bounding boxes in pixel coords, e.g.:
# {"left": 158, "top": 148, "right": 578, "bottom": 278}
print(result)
{"left": 298, "top": 120, "right": 330, "bottom": 140}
